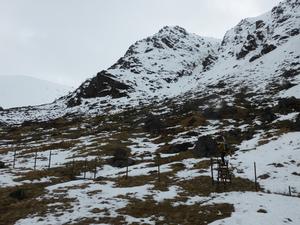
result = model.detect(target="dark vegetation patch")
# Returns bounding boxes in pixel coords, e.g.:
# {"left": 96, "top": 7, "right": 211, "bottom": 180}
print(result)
{"left": 120, "top": 199, "right": 234, "bottom": 225}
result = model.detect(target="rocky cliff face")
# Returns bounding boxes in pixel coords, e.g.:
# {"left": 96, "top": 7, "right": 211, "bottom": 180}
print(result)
{"left": 221, "top": 0, "right": 299, "bottom": 61}
{"left": 66, "top": 25, "right": 220, "bottom": 107}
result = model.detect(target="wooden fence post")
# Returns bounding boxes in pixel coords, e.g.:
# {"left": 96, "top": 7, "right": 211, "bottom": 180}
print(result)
{"left": 289, "top": 186, "right": 292, "bottom": 196}
{"left": 13, "top": 149, "right": 17, "bottom": 168}
{"left": 34, "top": 151, "right": 38, "bottom": 170}
{"left": 125, "top": 160, "right": 129, "bottom": 180}
{"left": 254, "top": 162, "right": 258, "bottom": 191}
{"left": 156, "top": 153, "right": 161, "bottom": 182}
{"left": 210, "top": 158, "right": 214, "bottom": 185}
{"left": 84, "top": 158, "right": 87, "bottom": 179}
{"left": 93, "top": 158, "right": 97, "bottom": 179}
{"left": 71, "top": 159, "right": 75, "bottom": 178}
{"left": 48, "top": 150, "right": 52, "bottom": 169}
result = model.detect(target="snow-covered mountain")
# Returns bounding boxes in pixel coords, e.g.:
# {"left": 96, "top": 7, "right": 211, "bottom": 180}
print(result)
{"left": 65, "top": 26, "right": 220, "bottom": 107}
{"left": 0, "top": 0, "right": 299, "bottom": 124}
{"left": 0, "top": 75, "right": 71, "bottom": 109}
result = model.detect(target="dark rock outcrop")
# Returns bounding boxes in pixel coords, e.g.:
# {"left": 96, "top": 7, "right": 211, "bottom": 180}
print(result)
{"left": 143, "top": 114, "right": 165, "bottom": 134}
{"left": 261, "top": 44, "right": 277, "bottom": 55}
{"left": 276, "top": 97, "right": 300, "bottom": 114}
{"left": 192, "top": 136, "right": 219, "bottom": 158}
{"left": 202, "top": 54, "right": 218, "bottom": 71}
{"left": 289, "top": 28, "right": 299, "bottom": 36}
{"left": 260, "top": 107, "right": 277, "bottom": 123}
{"left": 0, "top": 161, "right": 6, "bottom": 168}
{"left": 249, "top": 54, "right": 262, "bottom": 62}
{"left": 236, "top": 34, "right": 257, "bottom": 59}
{"left": 249, "top": 44, "right": 277, "bottom": 62}
{"left": 67, "top": 70, "right": 131, "bottom": 107}
{"left": 280, "top": 68, "right": 300, "bottom": 78}
{"left": 256, "top": 20, "right": 265, "bottom": 29}
{"left": 162, "top": 142, "right": 194, "bottom": 154}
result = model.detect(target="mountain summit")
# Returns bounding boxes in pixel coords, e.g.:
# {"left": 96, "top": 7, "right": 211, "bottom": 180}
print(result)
{"left": 65, "top": 26, "right": 220, "bottom": 107}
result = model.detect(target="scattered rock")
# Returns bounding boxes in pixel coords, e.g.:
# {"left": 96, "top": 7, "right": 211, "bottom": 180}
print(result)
{"left": 268, "top": 163, "right": 284, "bottom": 168}
{"left": 107, "top": 148, "right": 135, "bottom": 168}
{"left": 202, "top": 54, "right": 218, "bottom": 71}
{"left": 255, "top": 20, "right": 265, "bottom": 29}
{"left": 261, "top": 44, "right": 277, "bottom": 55}
{"left": 236, "top": 34, "right": 257, "bottom": 59}
{"left": 0, "top": 161, "right": 6, "bottom": 169}
{"left": 143, "top": 114, "right": 165, "bottom": 134}
{"left": 161, "top": 142, "right": 194, "bottom": 154}
{"left": 184, "top": 131, "right": 199, "bottom": 137}
{"left": 276, "top": 97, "right": 300, "bottom": 114}
{"left": 289, "top": 28, "right": 299, "bottom": 36}
{"left": 257, "top": 209, "right": 268, "bottom": 213}
{"left": 249, "top": 54, "right": 262, "bottom": 62}
{"left": 192, "top": 136, "right": 219, "bottom": 158}
{"left": 258, "top": 173, "right": 270, "bottom": 179}
{"left": 259, "top": 107, "right": 277, "bottom": 123}
{"left": 280, "top": 68, "right": 300, "bottom": 78}
{"left": 295, "top": 114, "right": 300, "bottom": 131}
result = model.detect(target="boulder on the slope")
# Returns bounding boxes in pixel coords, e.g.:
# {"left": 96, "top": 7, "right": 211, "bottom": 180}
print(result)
{"left": 0, "top": 161, "right": 6, "bottom": 168}
{"left": 276, "top": 97, "right": 300, "bottom": 113}
{"left": 161, "top": 142, "right": 194, "bottom": 154}
{"left": 261, "top": 44, "right": 277, "bottom": 55}
{"left": 143, "top": 114, "right": 165, "bottom": 134}
{"left": 294, "top": 114, "right": 300, "bottom": 131}
{"left": 260, "top": 107, "right": 277, "bottom": 123}
{"left": 192, "top": 136, "right": 219, "bottom": 158}
{"left": 107, "top": 148, "right": 135, "bottom": 168}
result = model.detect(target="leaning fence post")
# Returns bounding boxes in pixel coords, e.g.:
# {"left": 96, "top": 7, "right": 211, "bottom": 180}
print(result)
{"left": 34, "top": 151, "right": 38, "bottom": 170}
{"left": 210, "top": 158, "right": 214, "bottom": 185}
{"left": 13, "top": 149, "right": 17, "bottom": 168}
{"left": 48, "top": 150, "right": 52, "bottom": 169}
{"left": 254, "top": 162, "right": 258, "bottom": 191}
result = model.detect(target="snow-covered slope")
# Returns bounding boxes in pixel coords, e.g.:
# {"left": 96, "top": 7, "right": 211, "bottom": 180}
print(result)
{"left": 0, "top": 0, "right": 299, "bottom": 125}
{"left": 65, "top": 26, "right": 220, "bottom": 107}
{"left": 0, "top": 75, "right": 71, "bottom": 109}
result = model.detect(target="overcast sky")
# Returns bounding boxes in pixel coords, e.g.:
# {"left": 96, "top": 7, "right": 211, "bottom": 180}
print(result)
{"left": 0, "top": 0, "right": 282, "bottom": 87}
